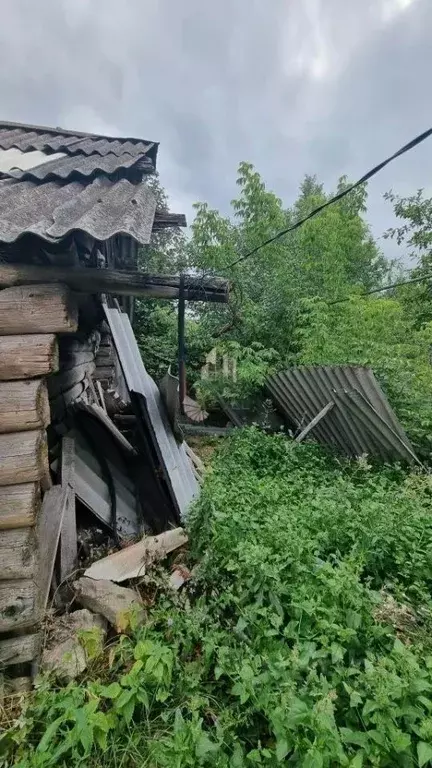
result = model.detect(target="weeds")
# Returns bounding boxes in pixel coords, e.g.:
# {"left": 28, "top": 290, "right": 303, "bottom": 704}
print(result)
{"left": 3, "top": 429, "right": 432, "bottom": 766}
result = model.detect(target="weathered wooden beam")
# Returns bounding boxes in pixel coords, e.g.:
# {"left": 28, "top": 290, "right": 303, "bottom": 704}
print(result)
{"left": 0, "top": 580, "right": 38, "bottom": 632}
{"left": 0, "top": 335, "right": 58, "bottom": 380}
{"left": 0, "top": 430, "right": 50, "bottom": 487}
{"left": 0, "top": 483, "right": 40, "bottom": 530}
{"left": 58, "top": 437, "right": 77, "bottom": 584}
{"left": 0, "top": 264, "right": 229, "bottom": 303}
{"left": 0, "top": 528, "right": 37, "bottom": 580}
{"left": 0, "top": 633, "right": 40, "bottom": 666}
{"left": 0, "top": 284, "right": 78, "bottom": 335}
{"left": 0, "top": 379, "right": 50, "bottom": 433}
{"left": 37, "top": 484, "right": 71, "bottom": 611}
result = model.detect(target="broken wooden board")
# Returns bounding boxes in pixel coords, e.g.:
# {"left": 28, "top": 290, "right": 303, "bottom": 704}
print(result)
{"left": 84, "top": 527, "right": 188, "bottom": 582}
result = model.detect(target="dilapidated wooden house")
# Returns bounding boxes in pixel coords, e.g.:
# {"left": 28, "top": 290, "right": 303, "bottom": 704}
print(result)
{"left": 0, "top": 120, "right": 228, "bottom": 679}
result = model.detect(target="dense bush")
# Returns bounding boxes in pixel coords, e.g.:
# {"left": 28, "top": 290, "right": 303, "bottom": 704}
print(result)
{"left": 4, "top": 430, "right": 432, "bottom": 767}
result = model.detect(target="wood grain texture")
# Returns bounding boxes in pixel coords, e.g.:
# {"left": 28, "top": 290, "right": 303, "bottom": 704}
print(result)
{"left": 0, "top": 483, "right": 40, "bottom": 530}
{"left": 0, "top": 633, "right": 40, "bottom": 666}
{"left": 0, "top": 283, "right": 78, "bottom": 334}
{"left": 0, "top": 264, "right": 229, "bottom": 303}
{"left": 36, "top": 484, "right": 70, "bottom": 611}
{"left": 0, "top": 335, "right": 58, "bottom": 380}
{"left": 0, "top": 528, "right": 37, "bottom": 580}
{"left": 59, "top": 437, "right": 77, "bottom": 581}
{"left": 0, "top": 430, "right": 49, "bottom": 487}
{"left": 0, "top": 379, "right": 50, "bottom": 433}
{"left": 0, "top": 579, "right": 38, "bottom": 632}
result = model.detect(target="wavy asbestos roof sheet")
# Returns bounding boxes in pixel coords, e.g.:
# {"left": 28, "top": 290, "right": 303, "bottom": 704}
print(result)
{"left": 0, "top": 175, "right": 157, "bottom": 244}
{"left": 266, "top": 365, "right": 419, "bottom": 464}
{"left": 0, "top": 121, "right": 157, "bottom": 160}
{"left": 6, "top": 151, "right": 152, "bottom": 182}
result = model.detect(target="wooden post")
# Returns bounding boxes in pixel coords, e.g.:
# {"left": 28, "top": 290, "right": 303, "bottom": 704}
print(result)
{"left": 0, "top": 284, "right": 78, "bottom": 334}
{"left": 0, "top": 335, "right": 58, "bottom": 380}
{"left": 58, "top": 437, "right": 77, "bottom": 583}
{"left": 0, "top": 379, "right": 50, "bottom": 433}
{"left": 36, "top": 484, "right": 71, "bottom": 611}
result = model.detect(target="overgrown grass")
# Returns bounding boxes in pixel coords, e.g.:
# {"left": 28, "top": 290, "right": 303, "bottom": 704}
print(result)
{"left": 3, "top": 430, "right": 432, "bottom": 767}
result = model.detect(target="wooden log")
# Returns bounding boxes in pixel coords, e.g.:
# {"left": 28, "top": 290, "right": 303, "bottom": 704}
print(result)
{"left": 0, "top": 633, "right": 40, "bottom": 666}
{"left": 0, "top": 580, "right": 38, "bottom": 632}
{"left": 0, "top": 283, "right": 78, "bottom": 335}
{"left": 0, "top": 430, "right": 49, "bottom": 487}
{"left": 0, "top": 335, "right": 58, "bottom": 381}
{"left": 0, "top": 528, "right": 37, "bottom": 580}
{"left": 48, "top": 361, "right": 95, "bottom": 398}
{"left": 0, "top": 379, "right": 50, "bottom": 433}
{"left": 0, "top": 483, "right": 40, "bottom": 529}
{"left": 0, "top": 264, "right": 230, "bottom": 303}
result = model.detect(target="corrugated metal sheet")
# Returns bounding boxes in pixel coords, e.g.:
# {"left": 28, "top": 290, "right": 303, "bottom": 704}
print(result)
{"left": 0, "top": 121, "right": 157, "bottom": 160}
{"left": 0, "top": 175, "right": 157, "bottom": 244}
{"left": 266, "top": 365, "right": 419, "bottom": 463}
{"left": 104, "top": 306, "right": 199, "bottom": 518}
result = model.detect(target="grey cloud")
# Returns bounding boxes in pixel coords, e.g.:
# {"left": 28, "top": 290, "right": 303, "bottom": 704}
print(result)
{"left": 0, "top": 0, "right": 430, "bottom": 263}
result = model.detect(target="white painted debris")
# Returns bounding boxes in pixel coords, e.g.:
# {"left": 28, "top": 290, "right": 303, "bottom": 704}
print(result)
{"left": 84, "top": 527, "right": 188, "bottom": 583}
{"left": 74, "top": 577, "right": 145, "bottom": 631}
{"left": 41, "top": 609, "right": 107, "bottom": 681}
{"left": 168, "top": 564, "right": 192, "bottom": 590}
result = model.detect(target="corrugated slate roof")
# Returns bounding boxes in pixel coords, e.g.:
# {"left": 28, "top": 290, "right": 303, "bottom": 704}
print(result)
{"left": 0, "top": 120, "right": 177, "bottom": 245}
{"left": 0, "top": 121, "right": 157, "bottom": 159}
{"left": 0, "top": 176, "right": 157, "bottom": 244}
{"left": 266, "top": 365, "right": 420, "bottom": 464}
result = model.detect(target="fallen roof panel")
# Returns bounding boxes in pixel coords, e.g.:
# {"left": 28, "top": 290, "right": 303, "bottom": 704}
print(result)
{"left": 266, "top": 364, "right": 419, "bottom": 463}
{"left": 104, "top": 305, "right": 199, "bottom": 518}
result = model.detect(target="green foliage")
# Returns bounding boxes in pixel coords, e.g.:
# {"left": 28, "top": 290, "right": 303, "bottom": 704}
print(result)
{"left": 189, "top": 165, "right": 387, "bottom": 360}
{"left": 5, "top": 431, "right": 432, "bottom": 767}
{"left": 297, "top": 296, "right": 432, "bottom": 455}
{"left": 197, "top": 341, "right": 280, "bottom": 407}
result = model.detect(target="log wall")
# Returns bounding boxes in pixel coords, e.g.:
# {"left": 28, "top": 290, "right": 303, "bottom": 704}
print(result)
{"left": 0, "top": 283, "right": 78, "bottom": 667}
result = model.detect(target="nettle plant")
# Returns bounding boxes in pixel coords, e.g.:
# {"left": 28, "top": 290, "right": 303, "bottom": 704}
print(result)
{"left": 4, "top": 430, "right": 432, "bottom": 767}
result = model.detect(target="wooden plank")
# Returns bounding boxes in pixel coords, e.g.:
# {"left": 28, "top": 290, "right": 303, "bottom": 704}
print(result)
{"left": 0, "top": 430, "right": 50, "bottom": 487}
{"left": 0, "top": 379, "right": 50, "bottom": 433}
{"left": 295, "top": 401, "right": 335, "bottom": 443}
{"left": 0, "top": 580, "right": 38, "bottom": 632}
{"left": 0, "top": 633, "right": 40, "bottom": 666}
{"left": 36, "top": 484, "right": 70, "bottom": 611}
{"left": 0, "top": 334, "right": 58, "bottom": 380}
{"left": 0, "top": 264, "right": 229, "bottom": 303}
{"left": 0, "top": 484, "right": 40, "bottom": 530}
{"left": 0, "top": 283, "right": 78, "bottom": 335}
{"left": 58, "top": 437, "right": 77, "bottom": 582}
{"left": 84, "top": 528, "right": 188, "bottom": 582}
{"left": 0, "top": 528, "right": 37, "bottom": 580}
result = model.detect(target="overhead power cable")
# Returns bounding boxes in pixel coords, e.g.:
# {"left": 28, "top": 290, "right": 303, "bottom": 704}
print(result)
{"left": 328, "top": 271, "right": 432, "bottom": 305}
{"left": 225, "top": 126, "right": 432, "bottom": 271}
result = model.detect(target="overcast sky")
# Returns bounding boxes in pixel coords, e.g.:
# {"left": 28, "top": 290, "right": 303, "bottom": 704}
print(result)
{"left": 0, "top": 0, "right": 431, "bottom": 264}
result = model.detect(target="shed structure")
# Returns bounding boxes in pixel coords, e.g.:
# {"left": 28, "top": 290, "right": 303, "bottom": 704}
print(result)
{"left": 0, "top": 120, "right": 228, "bottom": 679}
